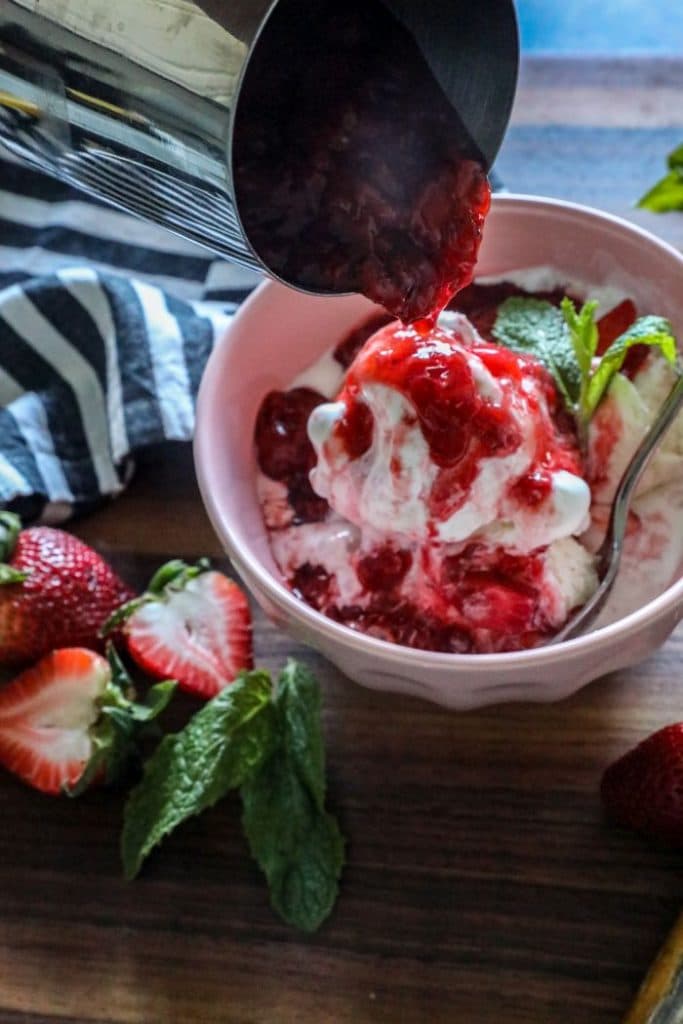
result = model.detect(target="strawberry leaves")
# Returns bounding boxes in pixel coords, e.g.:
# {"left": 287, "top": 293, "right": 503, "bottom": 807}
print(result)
{"left": 493, "top": 296, "right": 679, "bottom": 443}
{"left": 0, "top": 565, "right": 26, "bottom": 585}
{"left": 103, "top": 558, "right": 211, "bottom": 632}
{"left": 67, "top": 646, "right": 177, "bottom": 797}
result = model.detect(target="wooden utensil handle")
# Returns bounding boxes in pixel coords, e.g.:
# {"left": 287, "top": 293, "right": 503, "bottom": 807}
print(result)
{"left": 623, "top": 912, "right": 683, "bottom": 1024}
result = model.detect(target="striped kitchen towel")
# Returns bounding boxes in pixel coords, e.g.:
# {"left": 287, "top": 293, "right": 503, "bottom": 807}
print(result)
{"left": 0, "top": 153, "right": 261, "bottom": 524}
{"left": 0, "top": 152, "right": 507, "bottom": 525}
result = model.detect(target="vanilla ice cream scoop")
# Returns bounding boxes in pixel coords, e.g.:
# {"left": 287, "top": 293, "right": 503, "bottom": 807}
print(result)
{"left": 308, "top": 316, "right": 591, "bottom": 553}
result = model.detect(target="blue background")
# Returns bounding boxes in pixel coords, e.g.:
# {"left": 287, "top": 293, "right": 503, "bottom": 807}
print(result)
{"left": 518, "top": 0, "right": 683, "bottom": 53}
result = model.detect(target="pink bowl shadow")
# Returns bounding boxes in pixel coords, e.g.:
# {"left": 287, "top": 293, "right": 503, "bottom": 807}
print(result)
{"left": 195, "top": 194, "right": 683, "bottom": 709}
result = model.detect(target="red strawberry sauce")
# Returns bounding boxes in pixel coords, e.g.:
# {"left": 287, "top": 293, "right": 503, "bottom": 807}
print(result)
{"left": 255, "top": 301, "right": 590, "bottom": 654}
{"left": 331, "top": 321, "right": 582, "bottom": 524}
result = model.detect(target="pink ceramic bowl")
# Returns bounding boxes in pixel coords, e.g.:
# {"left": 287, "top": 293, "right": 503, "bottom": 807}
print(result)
{"left": 195, "top": 194, "right": 683, "bottom": 709}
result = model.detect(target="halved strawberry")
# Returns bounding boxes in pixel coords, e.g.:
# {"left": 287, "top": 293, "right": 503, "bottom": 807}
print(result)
{"left": 0, "top": 647, "right": 175, "bottom": 795}
{"left": 108, "top": 561, "right": 253, "bottom": 700}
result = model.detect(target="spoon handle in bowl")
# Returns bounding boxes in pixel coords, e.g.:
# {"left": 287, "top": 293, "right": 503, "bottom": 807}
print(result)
{"left": 622, "top": 911, "right": 683, "bottom": 1024}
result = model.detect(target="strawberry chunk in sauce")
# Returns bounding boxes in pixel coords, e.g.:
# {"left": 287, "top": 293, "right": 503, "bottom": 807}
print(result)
{"left": 254, "top": 387, "right": 328, "bottom": 523}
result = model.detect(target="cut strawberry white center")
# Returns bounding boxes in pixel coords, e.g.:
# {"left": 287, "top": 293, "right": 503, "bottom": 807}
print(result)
{"left": 121, "top": 569, "right": 254, "bottom": 700}
{"left": 0, "top": 649, "right": 109, "bottom": 793}
{"left": 0, "top": 647, "right": 177, "bottom": 796}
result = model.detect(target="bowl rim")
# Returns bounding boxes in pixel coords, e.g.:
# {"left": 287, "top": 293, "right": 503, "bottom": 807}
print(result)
{"left": 195, "top": 192, "right": 683, "bottom": 672}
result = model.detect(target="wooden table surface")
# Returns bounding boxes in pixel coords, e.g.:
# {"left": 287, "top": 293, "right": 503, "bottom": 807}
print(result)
{"left": 2, "top": 56, "right": 683, "bottom": 1024}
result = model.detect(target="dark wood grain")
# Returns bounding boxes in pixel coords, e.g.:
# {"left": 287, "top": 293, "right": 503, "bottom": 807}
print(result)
{"left": 1, "top": 57, "right": 683, "bottom": 1024}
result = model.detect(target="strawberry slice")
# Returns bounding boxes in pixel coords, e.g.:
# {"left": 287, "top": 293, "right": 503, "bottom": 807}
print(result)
{"left": 0, "top": 647, "right": 176, "bottom": 798}
{"left": 109, "top": 560, "right": 254, "bottom": 700}
{"left": 601, "top": 723, "right": 683, "bottom": 849}
{"left": 0, "top": 647, "right": 175, "bottom": 795}
{"left": 0, "top": 649, "right": 109, "bottom": 794}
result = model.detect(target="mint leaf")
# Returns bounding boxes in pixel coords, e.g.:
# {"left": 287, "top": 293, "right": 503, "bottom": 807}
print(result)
{"left": 121, "top": 669, "right": 275, "bottom": 880}
{"left": 241, "top": 660, "right": 345, "bottom": 932}
{"left": 492, "top": 297, "right": 581, "bottom": 408}
{"left": 637, "top": 142, "right": 683, "bottom": 212}
{"left": 561, "top": 297, "right": 599, "bottom": 377}
{"left": 584, "top": 315, "right": 678, "bottom": 417}
{"left": 638, "top": 170, "right": 683, "bottom": 213}
{"left": 278, "top": 660, "right": 325, "bottom": 809}
{"left": 668, "top": 144, "right": 683, "bottom": 171}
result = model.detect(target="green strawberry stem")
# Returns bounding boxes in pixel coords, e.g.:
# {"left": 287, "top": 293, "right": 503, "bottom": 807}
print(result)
{"left": 0, "top": 512, "right": 27, "bottom": 585}
{"left": 0, "top": 565, "right": 27, "bottom": 585}
{"left": 66, "top": 644, "right": 177, "bottom": 798}
{"left": 101, "top": 557, "right": 212, "bottom": 635}
{"left": 147, "top": 558, "right": 210, "bottom": 595}
{"left": 105, "top": 644, "right": 138, "bottom": 702}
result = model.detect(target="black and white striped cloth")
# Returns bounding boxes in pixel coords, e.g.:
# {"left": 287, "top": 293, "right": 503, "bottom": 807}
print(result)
{"left": 0, "top": 153, "right": 261, "bottom": 523}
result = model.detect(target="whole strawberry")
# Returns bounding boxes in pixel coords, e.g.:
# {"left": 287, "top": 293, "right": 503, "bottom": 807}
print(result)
{"left": 0, "top": 512, "right": 135, "bottom": 666}
{"left": 601, "top": 723, "right": 683, "bottom": 849}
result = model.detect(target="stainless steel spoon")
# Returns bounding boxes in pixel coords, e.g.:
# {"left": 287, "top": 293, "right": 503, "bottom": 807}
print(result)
{"left": 551, "top": 371, "right": 683, "bottom": 644}
{"left": 0, "top": 0, "right": 518, "bottom": 282}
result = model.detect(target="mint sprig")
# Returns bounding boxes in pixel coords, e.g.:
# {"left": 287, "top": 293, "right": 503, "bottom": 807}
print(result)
{"left": 637, "top": 143, "right": 683, "bottom": 212}
{"left": 121, "top": 661, "right": 345, "bottom": 932}
{"left": 493, "top": 296, "right": 679, "bottom": 442}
